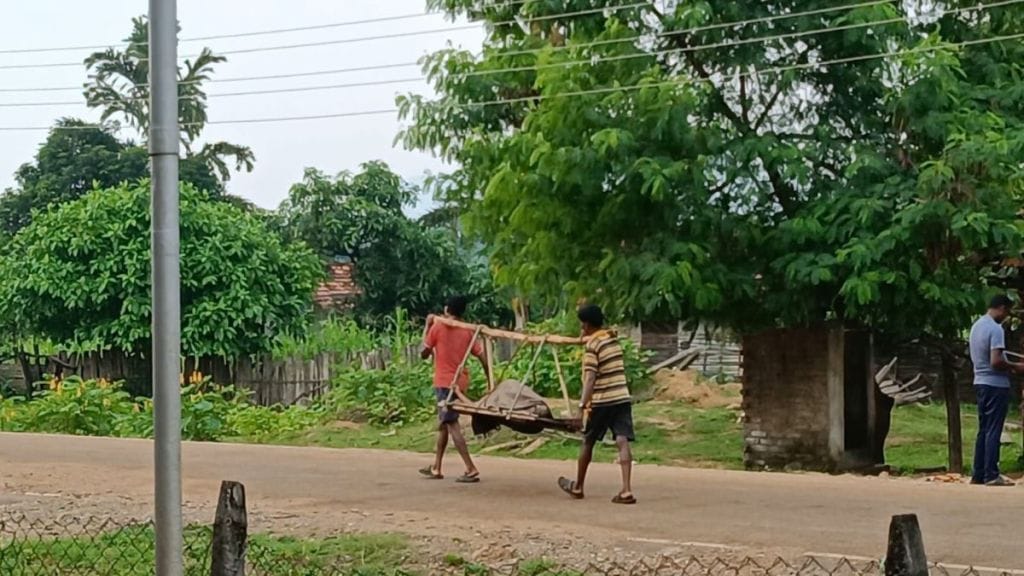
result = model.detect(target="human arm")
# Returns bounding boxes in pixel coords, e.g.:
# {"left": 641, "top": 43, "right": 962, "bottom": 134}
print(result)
{"left": 579, "top": 344, "right": 598, "bottom": 408}
{"left": 989, "top": 326, "right": 1024, "bottom": 373}
{"left": 421, "top": 320, "right": 438, "bottom": 360}
{"left": 468, "top": 337, "right": 491, "bottom": 383}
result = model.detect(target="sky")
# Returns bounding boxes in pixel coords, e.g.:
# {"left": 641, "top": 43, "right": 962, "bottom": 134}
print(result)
{"left": 0, "top": 1, "right": 486, "bottom": 215}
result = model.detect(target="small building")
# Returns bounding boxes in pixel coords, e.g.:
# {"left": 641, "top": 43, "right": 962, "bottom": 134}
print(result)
{"left": 741, "top": 325, "right": 881, "bottom": 472}
{"left": 313, "top": 257, "right": 361, "bottom": 312}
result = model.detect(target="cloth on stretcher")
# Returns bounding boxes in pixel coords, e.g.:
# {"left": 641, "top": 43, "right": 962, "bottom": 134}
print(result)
{"left": 462, "top": 379, "right": 562, "bottom": 436}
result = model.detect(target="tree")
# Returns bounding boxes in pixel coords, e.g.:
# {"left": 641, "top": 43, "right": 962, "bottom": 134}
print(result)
{"left": 0, "top": 182, "right": 322, "bottom": 359}
{"left": 276, "top": 162, "right": 415, "bottom": 260}
{"left": 276, "top": 163, "right": 510, "bottom": 324}
{"left": 0, "top": 118, "right": 221, "bottom": 237}
{"left": 402, "top": 1, "right": 1024, "bottom": 471}
{"left": 84, "top": 16, "right": 255, "bottom": 185}
{"left": 400, "top": 0, "right": 1024, "bottom": 332}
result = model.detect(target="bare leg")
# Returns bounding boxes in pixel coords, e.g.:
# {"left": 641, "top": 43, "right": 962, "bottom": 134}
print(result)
{"left": 433, "top": 423, "right": 449, "bottom": 474}
{"left": 575, "top": 439, "right": 595, "bottom": 494}
{"left": 448, "top": 421, "right": 478, "bottom": 475}
{"left": 616, "top": 436, "right": 633, "bottom": 497}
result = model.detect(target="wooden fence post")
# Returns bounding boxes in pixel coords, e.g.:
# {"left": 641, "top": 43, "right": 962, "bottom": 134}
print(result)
{"left": 884, "top": 514, "right": 927, "bottom": 576}
{"left": 210, "top": 480, "right": 247, "bottom": 576}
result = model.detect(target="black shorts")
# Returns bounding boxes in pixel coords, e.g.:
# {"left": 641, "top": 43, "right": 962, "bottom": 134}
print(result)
{"left": 584, "top": 402, "right": 634, "bottom": 443}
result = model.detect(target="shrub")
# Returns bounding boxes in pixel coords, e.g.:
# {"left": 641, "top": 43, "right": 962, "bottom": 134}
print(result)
{"left": 329, "top": 362, "right": 434, "bottom": 427}
{"left": 227, "top": 403, "right": 323, "bottom": 443}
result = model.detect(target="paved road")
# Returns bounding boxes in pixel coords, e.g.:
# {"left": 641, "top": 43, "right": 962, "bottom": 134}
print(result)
{"left": 0, "top": 433, "right": 1020, "bottom": 568}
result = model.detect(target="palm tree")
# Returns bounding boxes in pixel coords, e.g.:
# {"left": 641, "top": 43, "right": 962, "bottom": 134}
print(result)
{"left": 83, "top": 16, "right": 254, "bottom": 184}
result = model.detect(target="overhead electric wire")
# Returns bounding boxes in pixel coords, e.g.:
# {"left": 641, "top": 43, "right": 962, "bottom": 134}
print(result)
{"left": 0, "top": 0, "right": 1015, "bottom": 109}
{"left": 0, "top": 0, "right": 539, "bottom": 55}
{"left": 0, "top": 0, "right": 907, "bottom": 92}
{"left": 0, "top": 30, "right": 1020, "bottom": 132}
{"left": 0, "top": 1, "right": 653, "bottom": 70}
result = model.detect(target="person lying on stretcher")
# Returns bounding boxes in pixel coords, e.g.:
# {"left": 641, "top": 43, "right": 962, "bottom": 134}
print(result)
{"left": 418, "top": 296, "right": 490, "bottom": 484}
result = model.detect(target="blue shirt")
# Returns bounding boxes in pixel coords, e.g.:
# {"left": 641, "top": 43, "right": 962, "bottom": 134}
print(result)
{"left": 970, "top": 314, "right": 1011, "bottom": 388}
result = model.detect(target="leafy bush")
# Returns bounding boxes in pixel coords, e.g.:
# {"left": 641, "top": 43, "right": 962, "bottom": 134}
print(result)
{"left": 7, "top": 377, "right": 137, "bottom": 436}
{"left": 273, "top": 315, "right": 377, "bottom": 360}
{"left": 329, "top": 362, "right": 435, "bottom": 427}
{"left": 227, "top": 404, "right": 323, "bottom": 443}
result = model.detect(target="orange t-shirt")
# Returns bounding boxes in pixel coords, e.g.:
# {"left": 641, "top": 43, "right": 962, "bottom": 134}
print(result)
{"left": 424, "top": 321, "right": 483, "bottom": 390}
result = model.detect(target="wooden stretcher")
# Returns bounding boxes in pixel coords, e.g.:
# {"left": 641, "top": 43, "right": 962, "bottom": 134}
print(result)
{"left": 427, "top": 315, "right": 587, "bottom": 433}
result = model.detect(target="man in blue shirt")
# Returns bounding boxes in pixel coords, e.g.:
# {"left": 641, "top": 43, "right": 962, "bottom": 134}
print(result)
{"left": 969, "top": 295, "right": 1022, "bottom": 486}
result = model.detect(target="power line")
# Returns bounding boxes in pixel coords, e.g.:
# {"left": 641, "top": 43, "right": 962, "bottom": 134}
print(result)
{"left": 0, "top": 31, "right": 1019, "bottom": 132}
{"left": 0, "top": 2, "right": 652, "bottom": 70}
{"left": 0, "top": 0, "right": 539, "bottom": 55}
{"left": 0, "top": 0, "right": 1014, "bottom": 108}
{"left": 0, "top": 0, "right": 904, "bottom": 91}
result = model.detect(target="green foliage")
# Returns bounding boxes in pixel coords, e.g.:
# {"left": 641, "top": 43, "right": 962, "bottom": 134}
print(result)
{"left": 227, "top": 403, "right": 323, "bottom": 443}
{"left": 0, "top": 181, "right": 322, "bottom": 358}
{"left": 273, "top": 315, "right": 379, "bottom": 360}
{"left": 329, "top": 363, "right": 436, "bottom": 427}
{"left": 275, "top": 163, "right": 511, "bottom": 325}
{"left": 400, "top": 1, "right": 1024, "bottom": 340}
{"left": 276, "top": 162, "right": 415, "bottom": 260}
{"left": 0, "top": 119, "right": 223, "bottom": 237}
{"left": 84, "top": 16, "right": 254, "bottom": 180}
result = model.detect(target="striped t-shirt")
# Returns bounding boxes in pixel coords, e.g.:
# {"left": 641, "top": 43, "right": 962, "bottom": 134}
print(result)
{"left": 583, "top": 330, "right": 631, "bottom": 407}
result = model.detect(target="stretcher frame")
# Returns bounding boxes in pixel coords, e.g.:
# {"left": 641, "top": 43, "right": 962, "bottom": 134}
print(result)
{"left": 426, "top": 315, "right": 587, "bottom": 431}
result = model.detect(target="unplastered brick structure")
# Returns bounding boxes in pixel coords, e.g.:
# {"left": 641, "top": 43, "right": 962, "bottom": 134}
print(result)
{"left": 742, "top": 325, "right": 878, "bottom": 472}
{"left": 313, "top": 259, "right": 361, "bottom": 311}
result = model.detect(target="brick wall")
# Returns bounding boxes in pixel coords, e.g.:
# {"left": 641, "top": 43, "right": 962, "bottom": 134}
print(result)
{"left": 742, "top": 326, "right": 832, "bottom": 471}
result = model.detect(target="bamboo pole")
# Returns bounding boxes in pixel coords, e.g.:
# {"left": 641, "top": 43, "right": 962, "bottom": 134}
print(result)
{"left": 551, "top": 347, "right": 573, "bottom": 417}
{"left": 485, "top": 336, "right": 496, "bottom": 392}
{"left": 431, "top": 315, "right": 586, "bottom": 346}
{"left": 444, "top": 326, "right": 483, "bottom": 404}
{"left": 508, "top": 337, "right": 548, "bottom": 419}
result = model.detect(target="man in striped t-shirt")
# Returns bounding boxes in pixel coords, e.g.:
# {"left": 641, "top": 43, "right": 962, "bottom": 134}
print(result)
{"left": 558, "top": 304, "right": 636, "bottom": 505}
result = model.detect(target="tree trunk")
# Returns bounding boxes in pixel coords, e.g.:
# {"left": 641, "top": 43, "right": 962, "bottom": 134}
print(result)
{"left": 941, "top": 351, "right": 963, "bottom": 474}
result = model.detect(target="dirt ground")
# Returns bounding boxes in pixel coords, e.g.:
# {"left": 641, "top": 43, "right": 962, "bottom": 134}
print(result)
{"left": 0, "top": 433, "right": 1022, "bottom": 570}
{"left": 651, "top": 370, "right": 741, "bottom": 409}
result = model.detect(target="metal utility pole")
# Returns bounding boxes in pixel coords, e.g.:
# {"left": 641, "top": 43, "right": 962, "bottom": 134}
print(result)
{"left": 149, "top": 0, "right": 183, "bottom": 574}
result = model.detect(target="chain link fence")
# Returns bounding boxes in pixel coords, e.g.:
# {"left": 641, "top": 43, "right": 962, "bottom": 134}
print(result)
{"left": 0, "top": 513, "right": 1017, "bottom": 576}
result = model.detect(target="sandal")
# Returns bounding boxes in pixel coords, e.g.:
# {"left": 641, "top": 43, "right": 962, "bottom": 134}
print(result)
{"left": 419, "top": 467, "right": 443, "bottom": 480}
{"left": 558, "top": 477, "right": 584, "bottom": 500}
{"left": 611, "top": 493, "right": 637, "bottom": 505}
{"left": 455, "top": 472, "right": 481, "bottom": 484}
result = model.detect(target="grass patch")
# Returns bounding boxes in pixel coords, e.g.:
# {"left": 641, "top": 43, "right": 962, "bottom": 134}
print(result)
{"left": 886, "top": 402, "right": 1024, "bottom": 475}
{"left": 262, "top": 400, "right": 746, "bottom": 470}
{"left": 0, "top": 525, "right": 414, "bottom": 576}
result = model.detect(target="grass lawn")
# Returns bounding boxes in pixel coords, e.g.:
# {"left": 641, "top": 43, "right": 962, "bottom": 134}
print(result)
{"left": 887, "top": 403, "right": 1024, "bottom": 475}
{"left": 261, "top": 396, "right": 1024, "bottom": 476}
{"left": 262, "top": 399, "right": 745, "bottom": 470}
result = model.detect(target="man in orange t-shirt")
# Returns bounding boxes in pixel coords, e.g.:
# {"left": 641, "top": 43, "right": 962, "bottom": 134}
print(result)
{"left": 419, "top": 295, "right": 488, "bottom": 483}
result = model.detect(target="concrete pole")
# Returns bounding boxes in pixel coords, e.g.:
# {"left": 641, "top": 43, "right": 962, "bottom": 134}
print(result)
{"left": 149, "top": 1, "right": 183, "bottom": 574}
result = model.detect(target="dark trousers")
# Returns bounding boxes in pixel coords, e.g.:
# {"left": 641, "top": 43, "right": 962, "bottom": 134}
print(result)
{"left": 973, "top": 385, "right": 1010, "bottom": 484}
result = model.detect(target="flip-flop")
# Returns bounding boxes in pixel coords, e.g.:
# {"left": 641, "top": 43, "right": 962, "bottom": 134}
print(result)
{"left": 419, "top": 467, "right": 443, "bottom": 480}
{"left": 611, "top": 493, "right": 637, "bottom": 505}
{"left": 455, "top": 472, "right": 480, "bottom": 484}
{"left": 558, "top": 477, "right": 584, "bottom": 500}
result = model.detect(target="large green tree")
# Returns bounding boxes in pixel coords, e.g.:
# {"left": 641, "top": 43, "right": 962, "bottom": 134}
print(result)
{"left": 400, "top": 0, "right": 1024, "bottom": 334}
{"left": 0, "top": 182, "right": 321, "bottom": 359}
{"left": 0, "top": 119, "right": 220, "bottom": 236}
{"left": 84, "top": 16, "right": 255, "bottom": 185}
{"left": 276, "top": 163, "right": 509, "bottom": 323}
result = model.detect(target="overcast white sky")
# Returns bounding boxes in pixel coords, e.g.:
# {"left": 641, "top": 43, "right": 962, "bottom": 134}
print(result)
{"left": 0, "top": 1, "right": 485, "bottom": 214}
